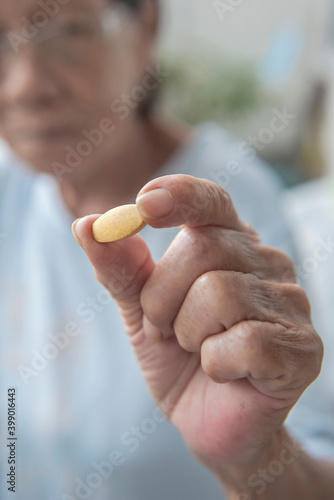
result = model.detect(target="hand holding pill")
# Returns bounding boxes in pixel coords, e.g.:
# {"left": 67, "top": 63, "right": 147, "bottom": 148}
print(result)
{"left": 72, "top": 174, "right": 322, "bottom": 482}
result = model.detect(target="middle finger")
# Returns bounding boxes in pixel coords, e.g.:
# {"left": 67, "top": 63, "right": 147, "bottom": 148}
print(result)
{"left": 141, "top": 225, "right": 294, "bottom": 336}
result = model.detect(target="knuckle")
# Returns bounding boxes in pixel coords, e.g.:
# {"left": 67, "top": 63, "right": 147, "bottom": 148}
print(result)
{"left": 176, "top": 177, "right": 210, "bottom": 224}
{"left": 239, "top": 321, "right": 260, "bottom": 346}
{"left": 282, "top": 283, "right": 312, "bottom": 317}
{"left": 256, "top": 246, "right": 297, "bottom": 283}
{"left": 236, "top": 320, "right": 255, "bottom": 340}
{"left": 296, "top": 286, "right": 312, "bottom": 315}
{"left": 179, "top": 227, "right": 213, "bottom": 260}
{"left": 176, "top": 330, "right": 197, "bottom": 353}
{"left": 239, "top": 325, "right": 268, "bottom": 372}
{"left": 315, "top": 335, "right": 324, "bottom": 376}
{"left": 306, "top": 330, "right": 324, "bottom": 379}
{"left": 193, "top": 271, "right": 216, "bottom": 292}
{"left": 193, "top": 270, "right": 234, "bottom": 306}
{"left": 201, "top": 344, "right": 224, "bottom": 383}
{"left": 214, "top": 271, "right": 249, "bottom": 315}
{"left": 215, "top": 185, "right": 233, "bottom": 216}
{"left": 273, "top": 323, "right": 323, "bottom": 382}
{"left": 202, "top": 180, "right": 234, "bottom": 222}
{"left": 244, "top": 222, "right": 261, "bottom": 239}
{"left": 273, "top": 249, "right": 298, "bottom": 283}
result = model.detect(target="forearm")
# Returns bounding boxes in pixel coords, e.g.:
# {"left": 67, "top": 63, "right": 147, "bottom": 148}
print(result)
{"left": 207, "top": 427, "right": 334, "bottom": 500}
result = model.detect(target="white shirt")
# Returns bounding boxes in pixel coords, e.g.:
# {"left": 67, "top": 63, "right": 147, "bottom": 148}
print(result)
{"left": 0, "top": 123, "right": 295, "bottom": 500}
{"left": 283, "top": 178, "right": 334, "bottom": 461}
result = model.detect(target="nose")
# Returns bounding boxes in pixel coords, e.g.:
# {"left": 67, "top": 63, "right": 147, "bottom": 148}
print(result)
{"left": 1, "top": 50, "right": 62, "bottom": 106}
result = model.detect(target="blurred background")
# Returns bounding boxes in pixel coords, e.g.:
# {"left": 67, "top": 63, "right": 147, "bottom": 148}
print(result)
{"left": 156, "top": 0, "right": 334, "bottom": 186}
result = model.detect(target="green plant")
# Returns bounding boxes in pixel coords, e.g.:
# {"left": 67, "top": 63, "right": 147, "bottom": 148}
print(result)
{"left": 161, "top": 56, "right": 261, "bottom": 125}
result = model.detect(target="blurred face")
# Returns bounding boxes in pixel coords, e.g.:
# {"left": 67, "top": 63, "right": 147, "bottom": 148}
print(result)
{"left": 0, "top": 0, "right": 154, "bottom": 175}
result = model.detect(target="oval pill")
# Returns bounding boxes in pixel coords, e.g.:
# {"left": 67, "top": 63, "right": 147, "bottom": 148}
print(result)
{"left": 92, "top": 204, "right": 147, "bottom": 243}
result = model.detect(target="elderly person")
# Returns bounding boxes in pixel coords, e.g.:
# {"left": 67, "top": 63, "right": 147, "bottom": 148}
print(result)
{"left": 0, "top": 0, "right": 329, "bottom": 499}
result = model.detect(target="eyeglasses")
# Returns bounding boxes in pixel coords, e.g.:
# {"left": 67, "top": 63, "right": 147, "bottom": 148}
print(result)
{"left": 0, "top": 6, "right": 128, "bottom": 69}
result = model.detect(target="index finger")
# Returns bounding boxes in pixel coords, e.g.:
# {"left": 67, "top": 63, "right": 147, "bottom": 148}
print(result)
{"left": 136, "top": 174, "right": 248, "bottom": 232}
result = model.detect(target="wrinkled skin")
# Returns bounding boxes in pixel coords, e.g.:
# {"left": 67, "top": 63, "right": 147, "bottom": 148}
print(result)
{"left": 73, "top": 174, "right": 323, "bottom": 470}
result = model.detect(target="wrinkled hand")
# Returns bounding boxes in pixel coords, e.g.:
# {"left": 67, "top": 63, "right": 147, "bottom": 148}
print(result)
{"left": 73, "top": 174, "right": 323, "bottom": 468}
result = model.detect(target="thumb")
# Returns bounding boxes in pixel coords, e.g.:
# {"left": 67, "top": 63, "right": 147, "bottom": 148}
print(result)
{"left": 72, "top": 215, "right": 155, "bottom": 335}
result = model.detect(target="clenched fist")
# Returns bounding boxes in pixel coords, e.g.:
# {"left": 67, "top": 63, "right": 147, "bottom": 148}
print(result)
{"left": 72, "top": 174, "right": 323, "bottom": 496}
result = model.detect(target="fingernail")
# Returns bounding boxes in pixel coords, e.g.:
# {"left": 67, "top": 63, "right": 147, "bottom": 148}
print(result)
{"left": 136, "top": 188, "right": 174, "bottom": 220}
{"left": 72, "top": 218, "right": 84, "bottom": 248}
